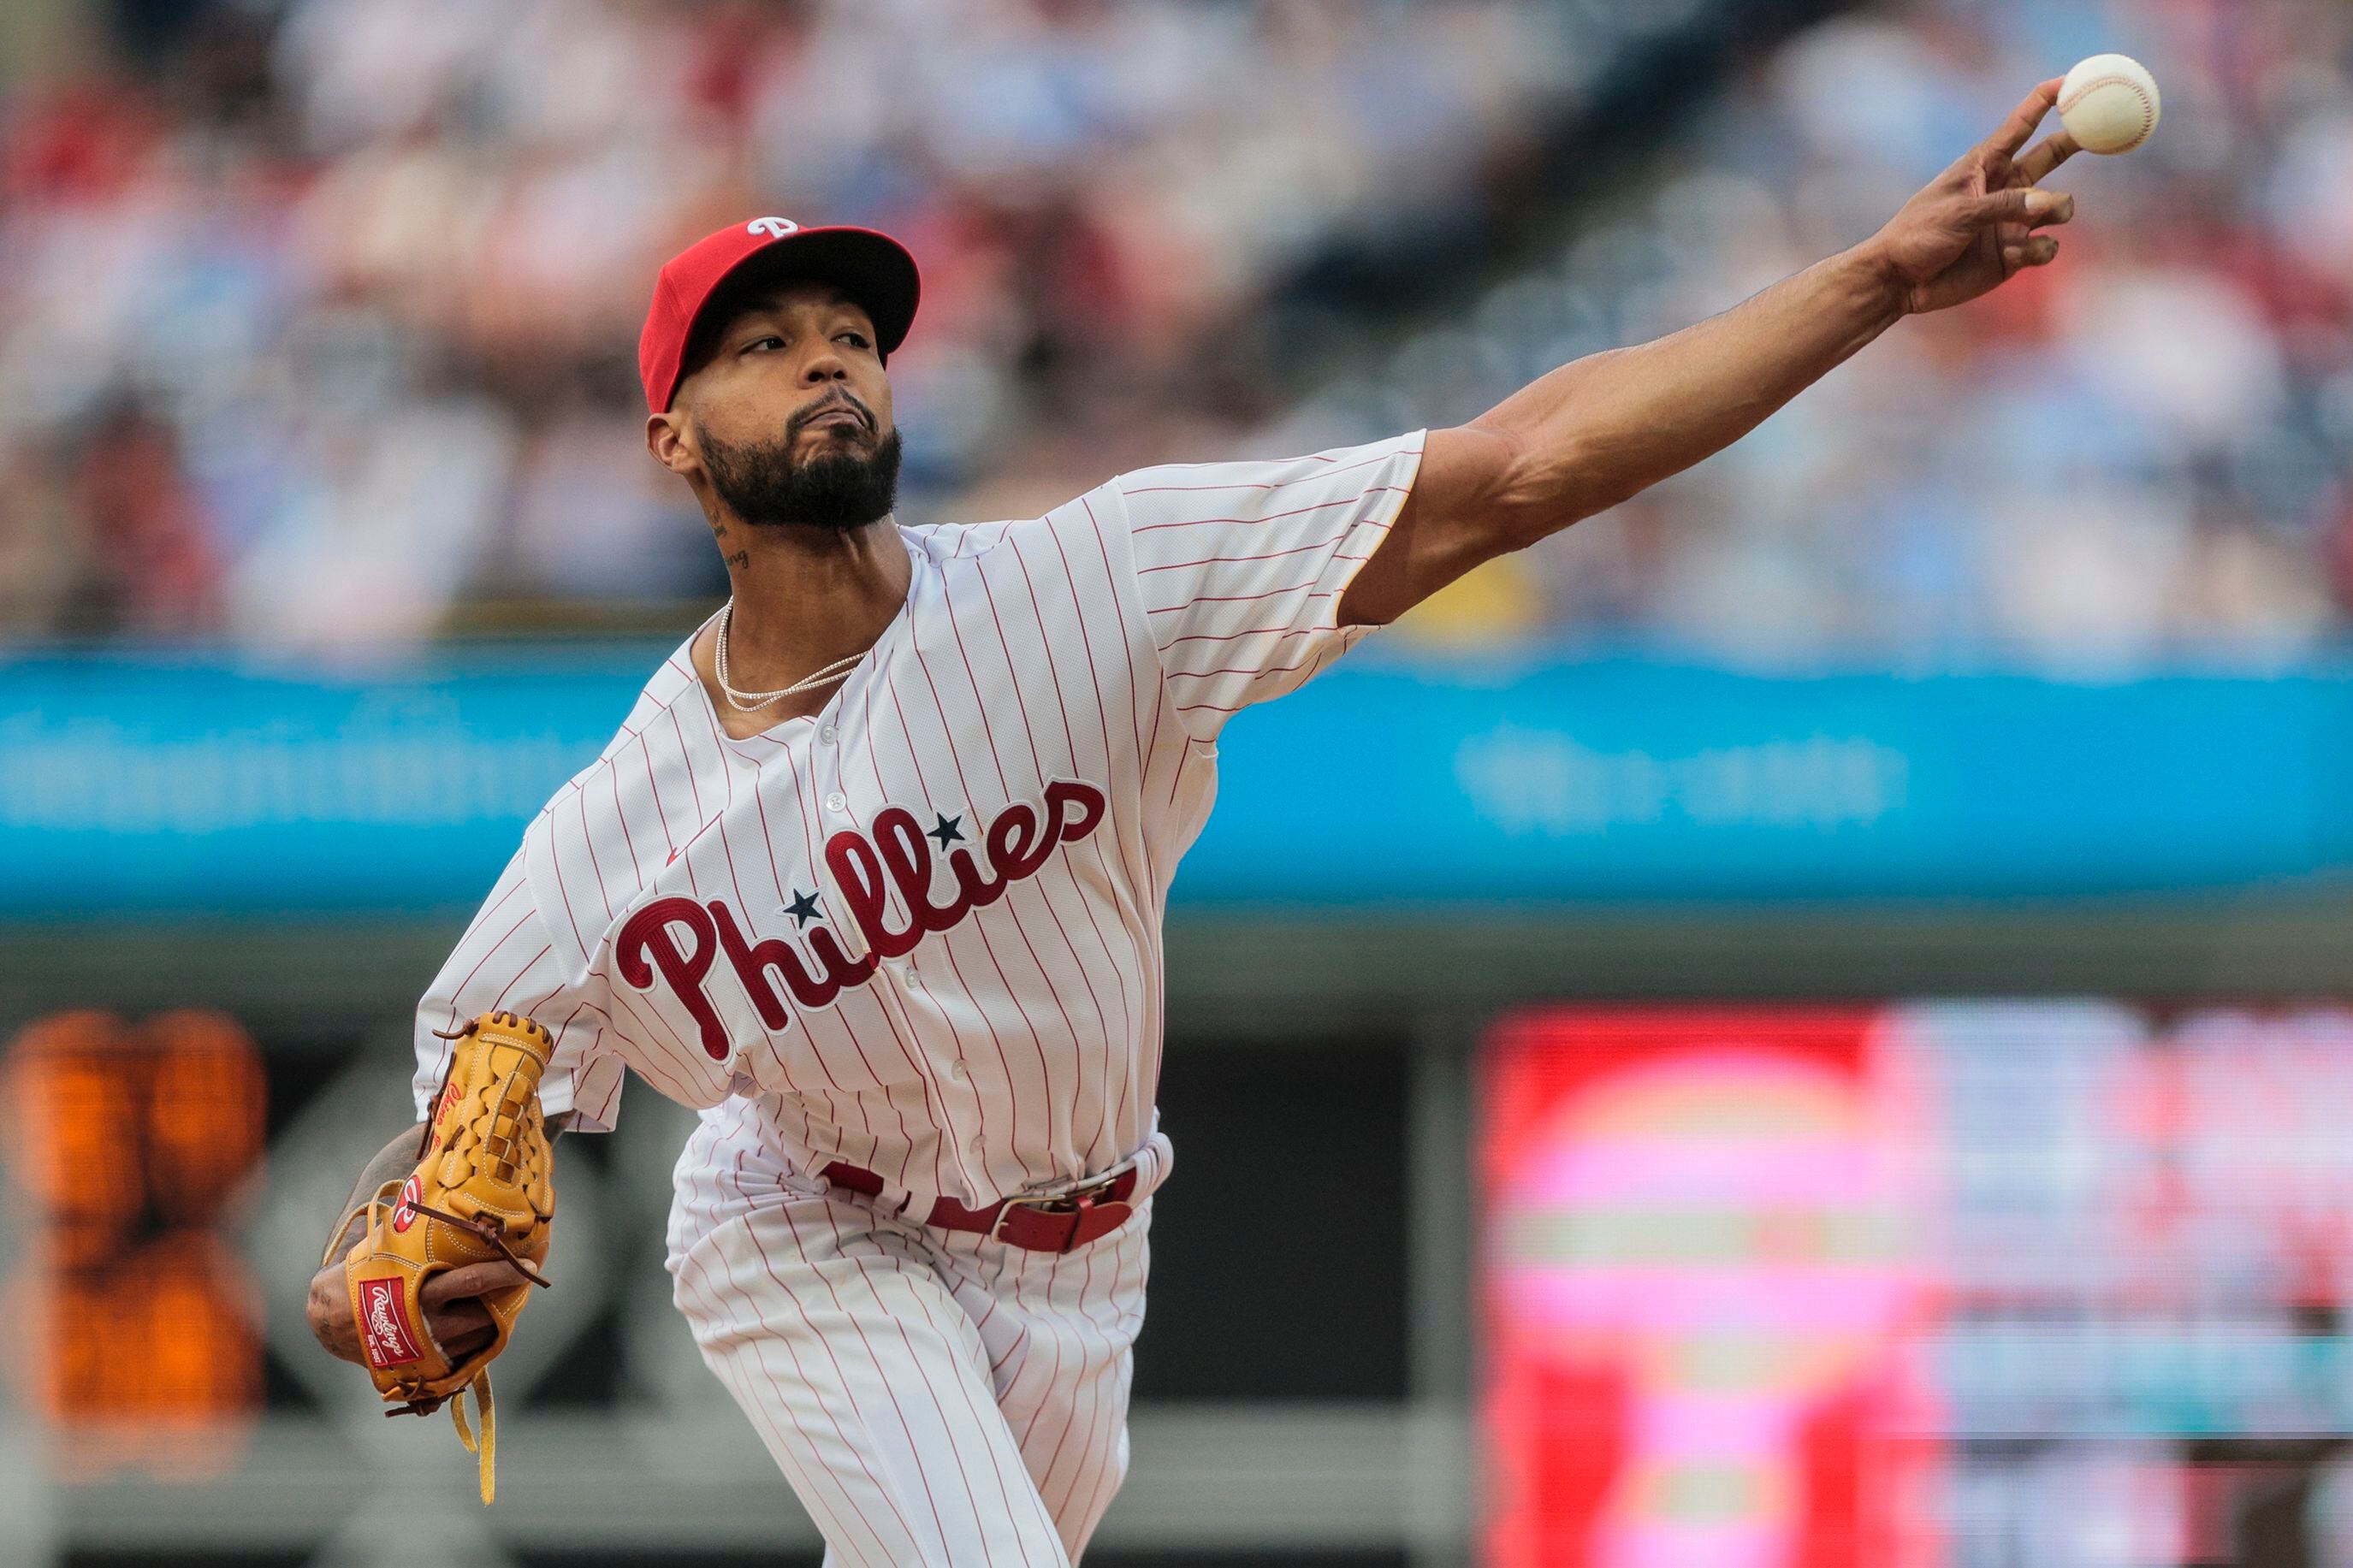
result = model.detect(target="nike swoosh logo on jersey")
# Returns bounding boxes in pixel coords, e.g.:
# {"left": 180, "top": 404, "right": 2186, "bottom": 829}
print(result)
{"left": 665, "top": 814, "right": 726, "bottom": 869}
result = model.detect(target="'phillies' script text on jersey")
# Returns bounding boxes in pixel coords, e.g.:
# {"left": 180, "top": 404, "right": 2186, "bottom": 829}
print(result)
{"left": 619, "top": 779, "right": 1110, "bottom": 1059}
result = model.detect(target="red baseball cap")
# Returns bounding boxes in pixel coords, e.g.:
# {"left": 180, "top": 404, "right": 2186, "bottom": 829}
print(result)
{"left": 638, "top": 216, "right": 921, "bottom": 413}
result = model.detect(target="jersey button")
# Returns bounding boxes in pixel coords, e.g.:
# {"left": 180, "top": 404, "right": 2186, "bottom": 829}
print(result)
{"left": 823, "top": 791, "right": 847, "bottom": 813}
{"left": 950, "top": 1059, "right": 969, "bottom": 1082}
{"left": 819, "top": 724, "right": 838, "bottom": 744}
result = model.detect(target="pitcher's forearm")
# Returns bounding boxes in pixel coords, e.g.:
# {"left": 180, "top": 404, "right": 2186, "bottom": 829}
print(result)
{"left": 1474, "top": 246, "right": 1902, "bottom": 537}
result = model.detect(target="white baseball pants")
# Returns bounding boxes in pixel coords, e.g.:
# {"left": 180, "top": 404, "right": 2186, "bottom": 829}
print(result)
{"left": 671, "top": 1181, "right": 1151, "bottom": 1565}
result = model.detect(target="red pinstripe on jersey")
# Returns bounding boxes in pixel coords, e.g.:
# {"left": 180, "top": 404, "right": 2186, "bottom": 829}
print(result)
{"left": 414, "top": 430, "right": 1425, "bottom": 1206}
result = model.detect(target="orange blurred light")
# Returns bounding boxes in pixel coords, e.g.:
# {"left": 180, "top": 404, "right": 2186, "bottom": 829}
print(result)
{"left": 3, "top": 1009, "right": 266, "bottom": 1477}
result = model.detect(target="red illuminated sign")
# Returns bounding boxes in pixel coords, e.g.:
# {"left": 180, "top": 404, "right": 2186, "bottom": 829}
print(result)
{"left": 1481, "top": 1009, "right": 1940, "bottom": 1568}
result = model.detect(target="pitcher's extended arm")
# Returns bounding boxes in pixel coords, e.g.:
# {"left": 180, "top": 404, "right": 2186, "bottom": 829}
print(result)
{"left": 1340, "top": 80, "right": 2081, "bottom": 627}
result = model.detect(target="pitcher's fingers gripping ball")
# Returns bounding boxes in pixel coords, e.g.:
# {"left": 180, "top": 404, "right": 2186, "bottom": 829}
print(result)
{"left": 334, "top": 1010, "right": 557, "bottom": 1503}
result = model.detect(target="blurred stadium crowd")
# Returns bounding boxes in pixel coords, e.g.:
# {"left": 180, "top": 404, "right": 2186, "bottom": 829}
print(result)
{"left": 2, "top": 0, "right": 2349, "bottom": 666}
{"left": 0, "top": 0, "right": 1577, "bottom": 645}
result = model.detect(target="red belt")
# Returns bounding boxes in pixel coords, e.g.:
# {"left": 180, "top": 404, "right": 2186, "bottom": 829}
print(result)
{"left": 820, "top": 1160, "right": 1140, "bottom": 1254}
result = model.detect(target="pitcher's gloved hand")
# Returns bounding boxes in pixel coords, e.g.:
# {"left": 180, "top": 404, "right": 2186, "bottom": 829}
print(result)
{"left": 310, "top": 1255, "right": 536, "bottom": 1367}
{"left": 320, "top": 1011, "right": 557, "bottom": 1504}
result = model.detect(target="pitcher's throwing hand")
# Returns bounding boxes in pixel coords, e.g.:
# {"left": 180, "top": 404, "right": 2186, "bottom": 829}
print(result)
{"left": 1865, "top": 78, "right": 2082, "bottom": 316}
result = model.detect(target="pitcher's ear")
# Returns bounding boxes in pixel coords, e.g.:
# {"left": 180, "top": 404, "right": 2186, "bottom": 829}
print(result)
{"left": 646, "top": 409, "right": 695, "bottom": 475}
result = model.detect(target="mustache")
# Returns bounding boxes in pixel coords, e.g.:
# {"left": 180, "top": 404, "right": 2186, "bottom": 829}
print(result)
{"left": 788, "top": 391, "right": 875, "bottom": 439}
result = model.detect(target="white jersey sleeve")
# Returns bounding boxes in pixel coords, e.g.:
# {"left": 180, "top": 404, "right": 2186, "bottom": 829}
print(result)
{"left": 411, "top": 845, "right": 626, "bottom": 1133}
{"left": 1111, "top": 429, "right": 1425, "bottom": 739}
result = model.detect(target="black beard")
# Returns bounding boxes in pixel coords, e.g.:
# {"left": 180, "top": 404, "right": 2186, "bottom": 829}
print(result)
{"left": 701, "top": 422, "right": 903, "bottom": 532}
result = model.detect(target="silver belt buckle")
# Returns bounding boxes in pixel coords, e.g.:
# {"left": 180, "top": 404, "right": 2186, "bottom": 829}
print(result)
{"left": 987, "top": 1191, "right": 1062, "bottom": 1244}
{"left": 989, "top": 1168, "right": 1123, "bottom": 1244}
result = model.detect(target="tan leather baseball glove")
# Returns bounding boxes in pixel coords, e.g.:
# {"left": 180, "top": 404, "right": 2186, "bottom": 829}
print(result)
{"left": 329, "top": 1010, "right": 556, "bottom": 1503}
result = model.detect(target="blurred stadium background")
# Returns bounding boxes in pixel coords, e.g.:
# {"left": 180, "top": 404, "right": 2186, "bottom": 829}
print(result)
{"left": 7, "top": 0, "right": 2353, "bottom": 1564}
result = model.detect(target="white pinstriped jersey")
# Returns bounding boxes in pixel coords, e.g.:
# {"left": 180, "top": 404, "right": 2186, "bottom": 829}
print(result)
{"left": 412, "top": 430, "right": 1425, "bottom": 1206}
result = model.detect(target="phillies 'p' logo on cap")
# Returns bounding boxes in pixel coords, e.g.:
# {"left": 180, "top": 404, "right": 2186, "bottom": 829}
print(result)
{"left": 637, "top": 217, "right": 921, "bottom": 413}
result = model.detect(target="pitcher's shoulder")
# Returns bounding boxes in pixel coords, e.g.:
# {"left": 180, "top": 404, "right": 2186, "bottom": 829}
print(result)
{"left": 897, "top": 477, "right": 1135, "bottom": 569}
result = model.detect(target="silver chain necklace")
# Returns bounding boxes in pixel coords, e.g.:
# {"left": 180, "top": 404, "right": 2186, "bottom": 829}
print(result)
{"left": 713, "top": 601, "right": 865, "bottom": 711}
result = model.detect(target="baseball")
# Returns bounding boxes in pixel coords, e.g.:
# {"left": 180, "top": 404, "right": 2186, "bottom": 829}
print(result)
{"left": 2059, "top": 54, "right": 2161, "bottom": 155}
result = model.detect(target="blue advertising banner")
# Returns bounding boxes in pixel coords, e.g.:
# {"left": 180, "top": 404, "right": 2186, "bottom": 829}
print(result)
{"left": 1200, "top": 653, "right": 2353, "bottom": 905}
{"left": 4, "top": 647, "right": 2350, "bottom": 914}
{"left": 0, "top": 650, "right": 637, "bottom": 914}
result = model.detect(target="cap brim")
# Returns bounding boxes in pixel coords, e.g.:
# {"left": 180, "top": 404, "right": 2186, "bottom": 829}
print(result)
{"left": 686, "top": 227, "right": 921, "bottom": 367}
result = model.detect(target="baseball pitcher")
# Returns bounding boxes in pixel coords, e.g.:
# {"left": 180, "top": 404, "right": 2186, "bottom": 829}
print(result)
{"left": 309, "top": 80, "right": 2083, "bottom": 1561}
